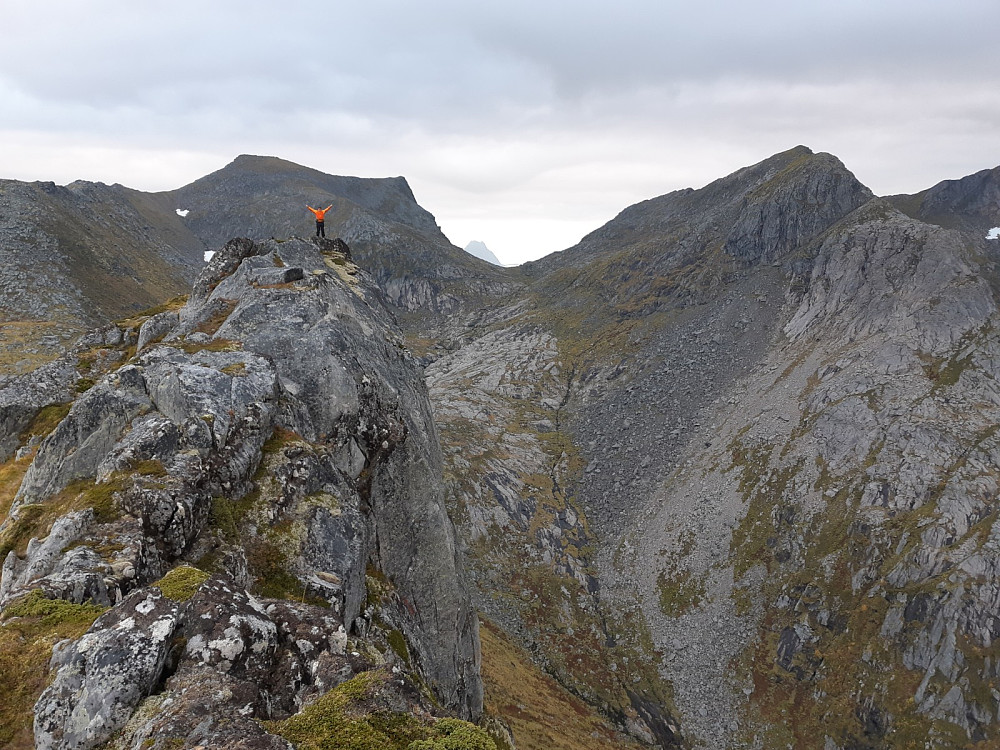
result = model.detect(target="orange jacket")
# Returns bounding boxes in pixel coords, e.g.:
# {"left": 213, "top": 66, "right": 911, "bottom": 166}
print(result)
{"left": 307, "top": 205, "right": 332, "bottom": 221}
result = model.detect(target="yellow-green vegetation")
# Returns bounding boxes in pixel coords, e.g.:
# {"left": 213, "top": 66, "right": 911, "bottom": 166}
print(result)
{"left": 919, "top": 322, "right": 993, "bottom": 393}
{"left": 0, "top": 454, "right": 35, "bottom": 520}
{"left": 18, "top": 402, "right": 72, "bottom": 444}
{"left": 128, "top": 458, "right": 168, "bottom": 477}
{"left": 323, "top": 253, "right": 364, "bottom": 293}
{"left": 478, "top": 619, "right": 645, "bottom": 750}
{"left": 204, "top": 427, "right": 329, "bottom": 606}
{"left": 264, "top": 670, "right": 497, "bottom": 750}
{"left": 505, "top": 564, "right": 675, "bottom": 733}
{"left": 209, "top": 491, "right": 306, "bottom": 601}
{"left": 408, "top": 719, "right": 497, "bottom": 750}
{"left": 0, "top": 320, "right": 73, "bottom": 376}
{"left": 156, "top": 565, "right": 210, "bottom": 602}
{"left": 74, "top": 377, "right": 96, "bottom": 393}
{"left": 387, "top": 629, "right": 410, "bottom": 665}
{"left": 221, "top": 361, "right": 247, "bottom": 377}
{"left": 365, "top": 566, "right": 394, "bottom": 608}
{"left": 656, "top": 568, "right": 706, "bottom": 616}
{"left": 3, "top": 589, "right": 106, "bottom": 628}
{"left": 727, "top": 437, "right": 803, "bottom": 578}
{"left": 0, "top": 590, "right": 107, "bottom": 748}
{"left": 0, "top": 475, "right": 125, "bottom": 560}
{"left": 120, "top": 295, "right": 189, "bottom": 326}
{"left": 171, "top": 337, "right": 242, "bottom": 354}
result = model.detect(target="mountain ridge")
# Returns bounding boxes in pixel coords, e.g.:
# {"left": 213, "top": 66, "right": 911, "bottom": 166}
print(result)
{"left": 2, "top": 147, "right": 1000, "bottom": 749}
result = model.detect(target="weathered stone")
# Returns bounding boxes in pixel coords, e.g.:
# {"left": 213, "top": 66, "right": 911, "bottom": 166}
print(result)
{"left": 34, "top": 589, "right": 183, "bottom": 750}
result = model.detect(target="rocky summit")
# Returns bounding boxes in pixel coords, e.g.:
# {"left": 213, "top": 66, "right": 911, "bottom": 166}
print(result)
{"left": 2, "top": 147, "right": 1000, "bottom": 750}
{"left": 0, "top": 236, "right": 490, "bottom": 749}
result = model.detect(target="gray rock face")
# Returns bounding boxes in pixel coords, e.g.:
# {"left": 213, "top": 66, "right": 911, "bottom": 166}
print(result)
{"left": 0, "top": 356, "right": 77, "bottom": 462}
{"left": 34, "top": 588, "right": 183, "bottom": 750}
{"left": 889, "top": 164, "right": 1000, "bottom": 236}
{"left": 0, "top": 236, "right": 481, "bottom": 749}
{"left": 722, "top": 150, "right": 873, "bottom": 263}
{"left": 420, "top": 148, "right": 1000, "bottom": 748}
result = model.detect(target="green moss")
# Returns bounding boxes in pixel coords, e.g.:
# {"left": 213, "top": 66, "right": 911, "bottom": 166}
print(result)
{"left": 408, "top": 719, "right": 497, "bottom": 750}
{"left": 387, "top": 629, "right": 410, "bottom": 665}
{"left": 132, "top": 295, "right": 189, "bottom": 319}
{"left": 366, "top": 566, "right": 394, "bottom": 608}
{"left": 0, "top": 503, "right": 47, "bottom": 560}
{"left": 129, "top": 458, "right": 168, "bottom": 477}
{"left": 193, "top": 298, "right": 239, "bottom": 336}
{"left": 2, "top": 589, "right": 107, "bottom": 629}
{"left": 925, "top": 352, "right": 973, "bottom": 388}
{"left": 246, "top": 538, "right": 305, "bottom": 600}
{"left": 156, "top": 565, "right": 210, "bottom": 602}
{"left": 0, "top": 475, "right": 125, "bottom": 560}
{"left": 72, "top": 476, "right": 126, "bottom": 523}
{"left": 0, "top": 589, "right": 107, "bottom": 747}
{"left": 171, "top": 337, "right": 242, "bottom": 354}
{"left": 221, "top": 362, "right": 247, "bottom": 377}
{"left": 262, "top": 426, "right": 304, "bottom": 454}
{"left": 727, "top": 437, "right": 803, "bottom": 578}
{"left": 74, "top": 377, "right": 96, "bottom": 394}
{"left": 265, "top": 671, "right": 496, "bottom": 750}
{"left": 265, "top": 671, "right": 407, "bottom": 750}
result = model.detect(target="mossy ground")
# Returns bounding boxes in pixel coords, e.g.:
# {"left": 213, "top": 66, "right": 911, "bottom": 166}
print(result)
{"left": 19, "top": 402, "right": 72, "bottom": 444}
{"left": 0, "top": 475, "right": 126, "bottom": 560}
{"left": 0, "top": 320, "right": 77, "bottom": 376}
{"left": 265, "top": 670, "right": 497, "bottom": 750}
{"left": 156, "top": 565, "right": 210, "bottom": 602}
{"left": 203, "top": 427, "right": 330, "bottom": 607}
{"left": 0, "top": 590, "right": 107, "bottom": 748}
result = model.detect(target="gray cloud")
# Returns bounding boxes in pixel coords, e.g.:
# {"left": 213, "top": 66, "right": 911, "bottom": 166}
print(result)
{"left": 1, "top": 0, "right": 998, "bottom": 263}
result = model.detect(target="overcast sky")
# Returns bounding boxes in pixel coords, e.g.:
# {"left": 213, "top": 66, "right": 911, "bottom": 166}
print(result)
{"left": 2, "top": 0, "right": 998, "bottom": 264}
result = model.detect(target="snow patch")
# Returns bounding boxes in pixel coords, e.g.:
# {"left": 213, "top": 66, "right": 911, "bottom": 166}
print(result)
{"left": 987, "top": 227, "right": 1000, "bottom": 240}
{"left": 204, "top": 251, "right": 215, "bottom": 262}
{"left": 175, "top": 208, "right": 189, "bottom": 217}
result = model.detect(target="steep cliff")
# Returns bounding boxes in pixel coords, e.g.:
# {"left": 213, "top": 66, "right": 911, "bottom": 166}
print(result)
{"left": 0, "top": 237, "right": 490, "bottom": 749}
{"left": 426, "top": 147, "right": 1000, "bottom": 748}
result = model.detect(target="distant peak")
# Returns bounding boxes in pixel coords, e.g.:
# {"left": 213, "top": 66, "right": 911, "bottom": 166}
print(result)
{"left": 227, "top": 154, "right": 308, "bottom": 172}
{"left": 464, "top": 240, "right": 502, "bottom": 266}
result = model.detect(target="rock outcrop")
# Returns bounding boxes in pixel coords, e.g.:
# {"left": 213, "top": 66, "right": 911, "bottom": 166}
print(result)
{"left": 0, "top": 236, "right": 484, "bottom": 749}
{"left": 5, "top": 146, "right": 1000, "bottom": 750}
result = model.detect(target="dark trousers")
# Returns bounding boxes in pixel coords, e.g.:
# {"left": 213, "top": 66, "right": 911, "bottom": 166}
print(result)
{"left": 316, "top": 221, "right": 325, "bottom": 237}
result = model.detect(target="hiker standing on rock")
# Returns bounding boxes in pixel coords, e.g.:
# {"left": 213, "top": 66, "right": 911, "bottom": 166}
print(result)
{"left": 307, "top": 204, "right": 332, "bottom": 237}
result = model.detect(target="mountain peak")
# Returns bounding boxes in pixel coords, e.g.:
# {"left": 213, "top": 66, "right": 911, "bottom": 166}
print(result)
{"left": 887, "top": 164, "right": 1000, "bottom": 234}
{"left": 464, "top": 240, "right": 502, "bottom": 265}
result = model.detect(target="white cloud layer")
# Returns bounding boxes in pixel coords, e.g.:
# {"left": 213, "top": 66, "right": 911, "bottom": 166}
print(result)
{"left": 2, "top": 0, "right": 999, "bottom": 264}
